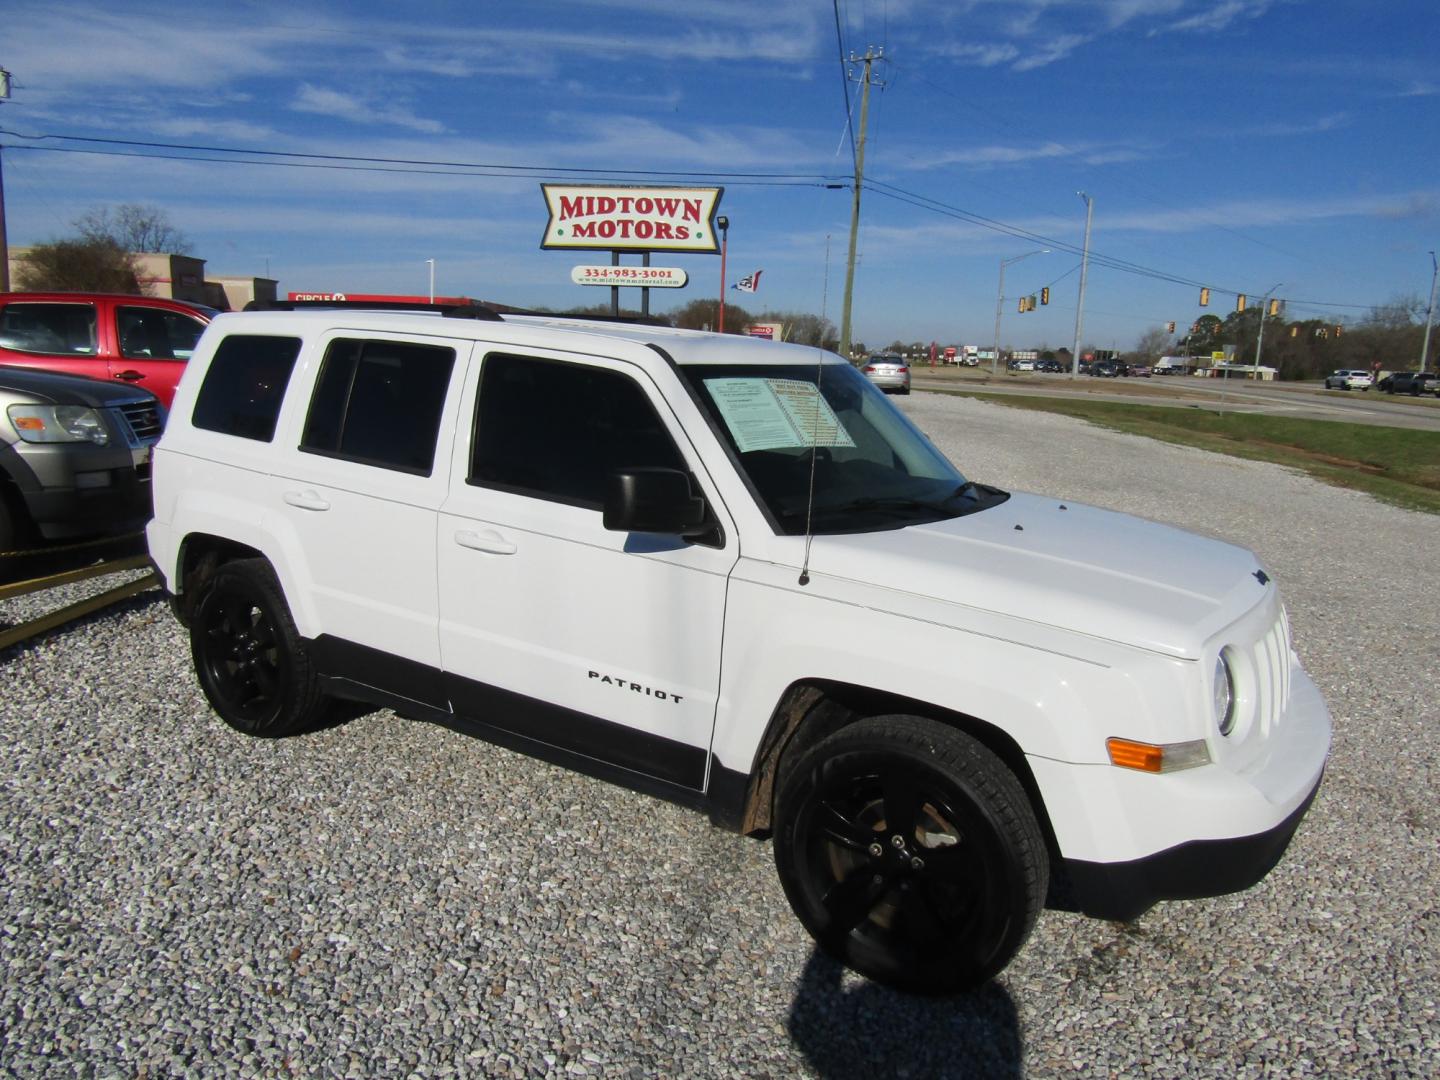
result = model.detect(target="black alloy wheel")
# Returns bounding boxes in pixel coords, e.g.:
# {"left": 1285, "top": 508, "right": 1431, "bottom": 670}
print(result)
{"left": 774, "top": 716, "right": 1047, "bottom": 995}
{"left": 190, "top": 559, "right": 325, "bottom": 737}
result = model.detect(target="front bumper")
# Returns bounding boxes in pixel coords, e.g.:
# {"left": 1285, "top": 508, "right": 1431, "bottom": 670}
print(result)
{"left": 4, "top": 441, "right": 153, "bottom": 540}
{"left": 1030, "top": 660, "right": 1331, "bottom": 921}
{"left": 1056, "top": 771, "right": 1322, "bottom": 921}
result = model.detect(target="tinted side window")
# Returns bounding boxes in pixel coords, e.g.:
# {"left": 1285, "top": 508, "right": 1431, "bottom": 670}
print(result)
{"left": 469, "top": 353, "right": 686, "bottom": 507}
{"left": 118, "top": 307, "right": 208, "bottom": 360}
{"left": 191, "top": 335, "right": 301, "bottom": 442}
{"left": 301, "top": 338, "right": 455, "bottom": 475}
{"left": 0, "top": 303, "right": 98, "bottom": 356}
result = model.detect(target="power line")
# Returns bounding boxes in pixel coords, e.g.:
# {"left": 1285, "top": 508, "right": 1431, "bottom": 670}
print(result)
{"left": 831, "top": 0, "right": 857, "bottom": 173}
{"left": 3, "top": 126, "right": 1385, "bottom": 313}
{"left": 890, "top": 61, "right": 1309, "bottom": 266}
{"left": 0, "top": 129, "right": 845, "bottom": 184}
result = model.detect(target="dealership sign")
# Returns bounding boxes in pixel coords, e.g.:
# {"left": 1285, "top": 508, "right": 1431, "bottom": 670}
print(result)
{"left": 570, "top": 265, "right": 688, "bottom": 288}
{"left": 541, "top": 184, "right": 723, "bottom": 253}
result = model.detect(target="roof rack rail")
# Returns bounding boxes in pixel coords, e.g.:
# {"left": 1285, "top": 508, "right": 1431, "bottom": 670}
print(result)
{"left": 242, "top": 299, "right": 503, "bottom": 321}
{"left": 502, "top": 308, "right": 673, "bottom": 328}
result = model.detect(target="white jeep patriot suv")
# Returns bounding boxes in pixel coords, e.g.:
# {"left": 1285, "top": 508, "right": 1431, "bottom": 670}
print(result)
{"left": 148, "top": 305, "right": 1331, "bottom": 993}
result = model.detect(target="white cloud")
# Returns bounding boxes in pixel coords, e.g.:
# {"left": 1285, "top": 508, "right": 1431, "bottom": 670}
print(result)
{"left": 932, "top": 42, "right": 1022, "bottom": 67}
{"left": 1013, "top": 33, "right": 1094, "bottom": 71}
{"left": 1155, "top": 0, "right": 1276, "bottom": 35}
{"left": 290, "top": 85, "right": 446, "bottom": 135}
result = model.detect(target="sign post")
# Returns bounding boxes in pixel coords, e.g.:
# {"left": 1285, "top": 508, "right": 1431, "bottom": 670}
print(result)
{"left": 541, "top": 184, "right": 722, "bottom": 319}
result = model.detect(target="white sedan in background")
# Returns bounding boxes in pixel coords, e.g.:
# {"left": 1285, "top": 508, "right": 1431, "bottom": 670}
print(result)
{"left": 1324, "top": 369, "right": 1372, "bottom": 390}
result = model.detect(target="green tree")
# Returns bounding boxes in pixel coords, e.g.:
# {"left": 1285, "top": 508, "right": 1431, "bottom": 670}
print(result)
{"left": 15, "top": 238, "right": 141, "bottom": 292}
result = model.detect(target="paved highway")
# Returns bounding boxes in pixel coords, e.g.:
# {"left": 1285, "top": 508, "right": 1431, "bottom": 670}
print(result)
{"left": 911, "top": 368, "right": 1440, "bottom": 431}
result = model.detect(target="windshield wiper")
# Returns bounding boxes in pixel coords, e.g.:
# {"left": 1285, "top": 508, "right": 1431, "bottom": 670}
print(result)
{"left": 806, "top": 496, "right": 950, "bottom": 518}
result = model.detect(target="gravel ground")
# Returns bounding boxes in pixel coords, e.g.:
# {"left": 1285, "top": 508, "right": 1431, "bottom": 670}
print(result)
{"left": 2, "top": 392, "right": 1435, "bottom": 1078}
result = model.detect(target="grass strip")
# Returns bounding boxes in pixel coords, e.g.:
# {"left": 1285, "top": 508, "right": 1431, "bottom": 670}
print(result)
{"left": 937, "top": 390, "right": 1440, "bottom": 514}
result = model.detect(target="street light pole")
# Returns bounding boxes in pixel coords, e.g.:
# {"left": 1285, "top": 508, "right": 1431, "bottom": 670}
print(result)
{"left": 992, "top": 249, "right": 1047, "bottom": 376}
{"left": 1420, "top": 251, "right": 1438, "bottom": 374}
{"left": 1070, "top": 192, "right": 1094, "bottom": 378}
{"left": 716, "top": 215, "right": 729, "bottom": 334}
{"left": 1252, "top": 283, "right": 1283, "bottom": 376}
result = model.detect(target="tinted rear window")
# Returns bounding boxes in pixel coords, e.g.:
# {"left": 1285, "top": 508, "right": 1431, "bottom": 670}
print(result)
{"left": 301, "top": 337, "right": 455, "bottom": 475}
{"left": 191, "top": 335, "right": 301, "bottom": 442}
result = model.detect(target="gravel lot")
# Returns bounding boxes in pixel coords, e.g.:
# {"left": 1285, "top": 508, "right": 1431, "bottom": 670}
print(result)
{"left": 2, "top": 392, "right": 1436, "bottom": 1078}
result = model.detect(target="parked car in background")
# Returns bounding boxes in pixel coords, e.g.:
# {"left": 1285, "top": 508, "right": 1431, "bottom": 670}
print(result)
{"left": 860, "top": 354, "right": 910, "bottom": 394}
{"left": 0, "top": 365, "right": 163, "bottom": 551}
{"left": 1007, "top": 358, "right": 1036, "bottom": 372}
{"left": 0, "top": 292, "right": 217, "bottom": 411}
{"left": 1089, "top": 361, "right": 1121, "bottom": 377}
{"left": 1386, "top": 370, "right": 1440, "bottom": 396}
{"left": 1324, "top": 369, "right": 1372, "bottom": 391}
{"left": 1126, "top": 364, "right": 1152, "bottom": 378}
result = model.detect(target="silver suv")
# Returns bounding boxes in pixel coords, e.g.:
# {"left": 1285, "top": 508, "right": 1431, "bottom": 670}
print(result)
{"left": 0, "top": 366, "right": 163, "bottom": 552}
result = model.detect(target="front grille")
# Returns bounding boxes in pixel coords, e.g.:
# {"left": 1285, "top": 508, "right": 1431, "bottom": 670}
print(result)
{"left": 114, "top": 400, "right": 164, "bottom": 446}
{"left": 1251, "top": 606, "right": 1291, "bottom": 737}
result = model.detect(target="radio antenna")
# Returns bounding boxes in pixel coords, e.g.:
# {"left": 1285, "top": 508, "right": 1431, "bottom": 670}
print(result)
{"left": 798, "top": 344, "right": 826, "bottom": 586}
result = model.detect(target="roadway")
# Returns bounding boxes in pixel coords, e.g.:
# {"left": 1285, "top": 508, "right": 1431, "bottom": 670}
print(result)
{"left": 910, "top": 367, "right": 1440, "bottom": 431}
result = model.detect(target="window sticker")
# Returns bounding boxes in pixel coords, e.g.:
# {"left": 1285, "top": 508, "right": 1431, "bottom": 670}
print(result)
{"left": 704, "top": 377, "right": 856, "bottom": 452}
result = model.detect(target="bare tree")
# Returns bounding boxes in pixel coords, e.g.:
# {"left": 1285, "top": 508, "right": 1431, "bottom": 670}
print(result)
{"left": 74, "top": 203, "right": 191, "bottom": 254}
{"left": 1132, "top": 326, "right": 1172, "bottom": 362}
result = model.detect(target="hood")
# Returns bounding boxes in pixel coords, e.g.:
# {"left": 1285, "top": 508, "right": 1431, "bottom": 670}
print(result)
{"left": 0, "top": 364, "right": 159, "bottom": 408}
{"left": 812, "top": 491, "right": 1270, "bottom": 659}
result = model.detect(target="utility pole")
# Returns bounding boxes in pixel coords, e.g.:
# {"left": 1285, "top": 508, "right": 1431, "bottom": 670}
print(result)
{"left": 1421, "top": 251, "right": 1438, "bottom": 374}
{"left": 839, "top": 47, "right": 881, "bottom": 362}
{"left": 1070, "top": 192, "right": 1094, "bottom": 378}
{"left": 0, "top": 68, "right": 12, "bottom": 293}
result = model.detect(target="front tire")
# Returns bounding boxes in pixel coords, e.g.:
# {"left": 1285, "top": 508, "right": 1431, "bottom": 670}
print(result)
{"left": 773, "top": 716, "right": 1047, "bottom": 994}
{"left": 190, "top": 559, "right": 327, "bottom": 737}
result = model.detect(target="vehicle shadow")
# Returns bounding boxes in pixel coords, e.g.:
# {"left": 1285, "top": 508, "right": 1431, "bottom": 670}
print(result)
{"left": 786, "top": 950, "right": 1023, "bottom": 1079}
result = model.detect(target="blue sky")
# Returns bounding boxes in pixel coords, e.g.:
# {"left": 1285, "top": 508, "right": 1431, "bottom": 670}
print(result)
{"left": 2, "top": 1, "right": 1436, "bottom": 352}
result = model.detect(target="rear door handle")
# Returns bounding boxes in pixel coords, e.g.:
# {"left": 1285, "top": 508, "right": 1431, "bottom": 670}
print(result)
{"left": 283, "top": 490, "right": 331, "bottom": 512}
{"left": 454, "top": 529, "right": 517, "bottom": 555}
{"left": 113, "top": 370, "right": 146, "bottom": 382}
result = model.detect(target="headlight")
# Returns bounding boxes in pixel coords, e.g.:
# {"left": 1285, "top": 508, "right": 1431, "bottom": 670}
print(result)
{"left": 6, "top": 404, "right": 110, "bottom": 445}
{"left": 1213, "top": 652, "right": 1236, "bottom": 736}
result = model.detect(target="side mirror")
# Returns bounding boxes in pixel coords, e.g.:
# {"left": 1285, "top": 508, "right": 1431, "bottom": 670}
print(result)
{"left": 603, "top": 468, "right": 709, "bottom": 537}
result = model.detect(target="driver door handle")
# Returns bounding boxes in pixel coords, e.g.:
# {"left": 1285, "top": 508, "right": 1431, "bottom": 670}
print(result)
{"left": 283, "top": 490, "right": 331, "bottom": 512}
{"left": 113, "top": 370, "right": 146, "bottom": 382}
{"left": 454, "top": 529, "right": 517, "bottom": 555}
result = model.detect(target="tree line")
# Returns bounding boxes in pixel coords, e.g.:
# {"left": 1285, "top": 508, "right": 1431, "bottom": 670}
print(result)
{"left": 1134, "top": 295, "right": 1434, "bottom": 378}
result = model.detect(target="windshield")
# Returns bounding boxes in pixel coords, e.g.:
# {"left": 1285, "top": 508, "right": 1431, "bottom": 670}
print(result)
{"left": 680, "top": 361, "right": 1008, "bottom": 534}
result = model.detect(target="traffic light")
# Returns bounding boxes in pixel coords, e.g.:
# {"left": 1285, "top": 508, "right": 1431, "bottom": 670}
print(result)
{"left": 1236, "top": 294, "right": 1247, "bottom": 312}
{"left": 1029, "top": 294, "right": 1038, "bottom": 311}
{"left": 1018, "top": 297, "right": 1025, "bottom": 313}
{"left": 1041, "top": 287, "right": 1050, "bottom": 305}
{"left": 1199, "top": 287, "right": 1210, "bottom": 307}
{"left": 1167, "top": 321, "right": 1176, "bottom": 333}
{"left": 1335, "top": 325, "right": 1343, "bottom": 337}
{"left": 1268, "top": 298, "right": 1280, "bottom": 317}
{"left": 1291, "top": 326, "right": 1298, "bottom": 338}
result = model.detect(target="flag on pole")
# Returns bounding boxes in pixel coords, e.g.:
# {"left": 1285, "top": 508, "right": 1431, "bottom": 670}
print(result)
{"left": 732, "top": 270, "right": 763, "bottom": 293}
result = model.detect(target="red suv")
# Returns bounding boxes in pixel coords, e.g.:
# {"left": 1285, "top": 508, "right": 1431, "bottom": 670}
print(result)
{"left": 0, "top": 292, "right": 217, "bottom": 410}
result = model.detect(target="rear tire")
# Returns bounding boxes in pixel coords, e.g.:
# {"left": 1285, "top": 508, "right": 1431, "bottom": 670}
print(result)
{"left": 773, "top": 715, "right": 1047, "bottom": 994}
{"left": 189, "top": 559, "right": 327, "bottom": 737}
